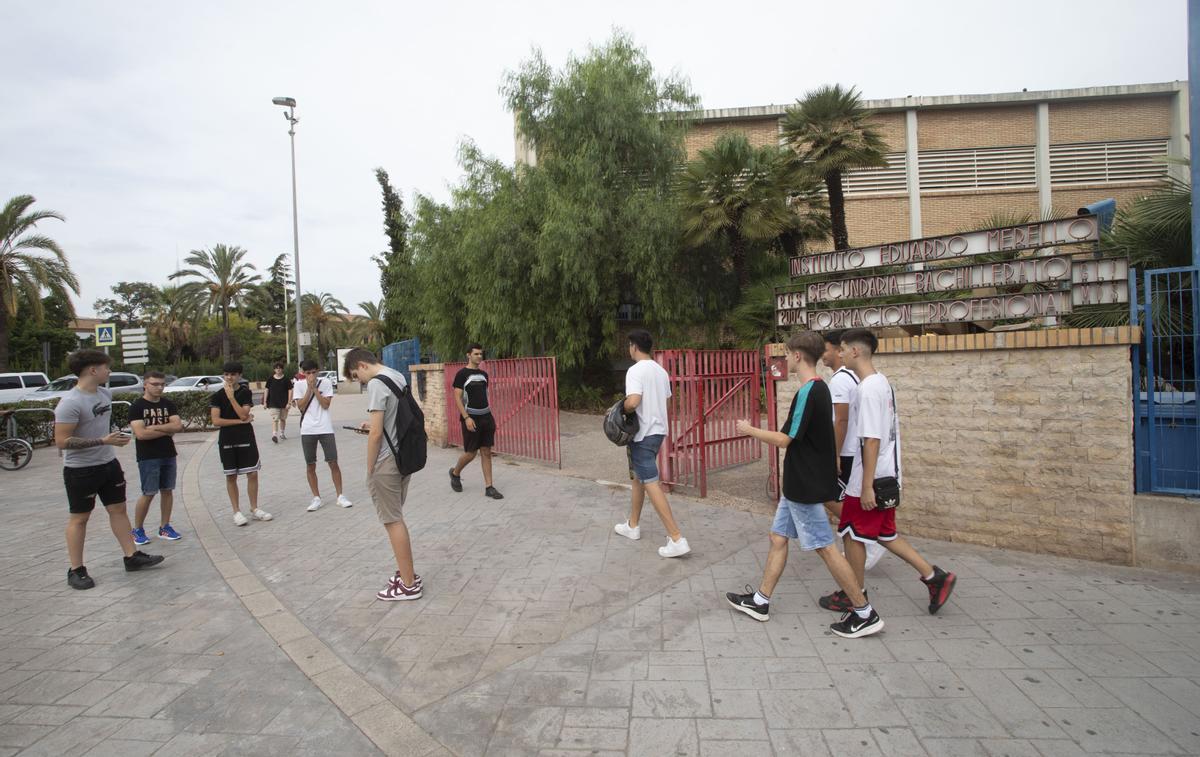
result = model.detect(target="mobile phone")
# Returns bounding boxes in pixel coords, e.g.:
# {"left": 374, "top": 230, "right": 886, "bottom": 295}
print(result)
{"left": 342, "top": 425, "right": 369, "bottom": 435}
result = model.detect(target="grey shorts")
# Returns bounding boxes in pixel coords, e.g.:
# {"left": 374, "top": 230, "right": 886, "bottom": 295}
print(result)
{"left": 302, "top": 433, "right": 337, "bottom": 464}
{"left": 368, "top": 455, "right": 410, "bottom": 524}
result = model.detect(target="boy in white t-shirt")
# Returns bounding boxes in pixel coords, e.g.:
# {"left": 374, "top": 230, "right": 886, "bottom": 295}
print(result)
{"left": 294, "top": 359, "right": 351, "bottom": 512}
{"left": 831, "top": 329, "right": 957, "bottom": 616}
{"left": 613, "top": 329, "right": 690, "bottom": 558}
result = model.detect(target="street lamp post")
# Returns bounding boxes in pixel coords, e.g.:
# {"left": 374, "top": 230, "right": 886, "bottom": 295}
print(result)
{"left": 272, "top": 96, "right": 304, "bottom": 362}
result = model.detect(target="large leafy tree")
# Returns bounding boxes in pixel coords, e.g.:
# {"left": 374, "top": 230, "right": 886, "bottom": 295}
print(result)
{"left": 0, "top": 195, "right": 79, "bottom": 372}
{"left": 243, "top": 254, "right": 293, "bottom": 334}
{"left": 300, "top": 291, "right": 349, "bottom": 364}
{"left": 782, "top": 84, "right": 888, "bottom": 250}
{"left": 7, "top": 292, "right": 79, "bottom": 374}
{"left": 170, "top": 244, "right": 260, "bottom": 363}
{"left": 147, "top": 285, "right": 205, "bottom": 363}
{"left": 93, "top": 281, "right": 162, "bottom": 327}
{"left": 373, "top": 168, "right": 411, "bottom": 342}
{"left": 679, "top": 132, "right": 808, "bottom": 290}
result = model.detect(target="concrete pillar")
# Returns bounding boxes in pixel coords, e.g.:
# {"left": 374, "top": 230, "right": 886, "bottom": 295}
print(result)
{"left": 1035, "top": 102, "right": 1052, "bottom": 218}
{"left": 905, "top": 109, "right": 922, "bottom": 239}
{"left": 1170, "top": 80, "right": 1189, "bottom": 184}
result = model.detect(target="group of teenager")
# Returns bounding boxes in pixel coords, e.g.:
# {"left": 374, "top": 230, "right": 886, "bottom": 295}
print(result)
{"left": 56, "top": 328, "right": 955, "bottom": 640}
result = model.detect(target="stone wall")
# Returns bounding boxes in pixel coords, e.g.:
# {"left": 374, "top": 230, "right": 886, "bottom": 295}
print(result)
{"left": 771, "top": 327, "right": 1140, "bottom": 565}
{"left": 409, "top": 364, "right": 448, "bottom": 448}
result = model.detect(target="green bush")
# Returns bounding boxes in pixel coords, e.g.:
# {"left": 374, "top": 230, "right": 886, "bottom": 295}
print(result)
{"left": 558, "top": 383, "right": 612, "bottom": 413}
{"left": 2, "top": 389, "right": 216, "bottom": 444}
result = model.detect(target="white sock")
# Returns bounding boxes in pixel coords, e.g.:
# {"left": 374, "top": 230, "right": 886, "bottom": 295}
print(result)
{"left": 753, "top": 591, "right": 770, "bottom": 606}
{"left": 854, "top": 603, "right": 873, "bottom": 619}
{"left": 922, "top": 571, "right": 935, "bottom": 581}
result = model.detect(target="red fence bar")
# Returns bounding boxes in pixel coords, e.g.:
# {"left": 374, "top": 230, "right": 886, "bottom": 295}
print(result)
{"left": 443, "top": 357, "right": 561, "bottom": 468}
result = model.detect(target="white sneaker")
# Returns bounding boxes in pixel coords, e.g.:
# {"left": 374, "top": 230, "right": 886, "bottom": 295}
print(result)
{"left": 280, "top": 431, "right": 286, "bottom": 440}
{"left": 614, "top": 521, "right": 641, "bottom": 540}
{"left": 251, "top": 509, "right": 273, "bottom": 521}
{"left": 865, "top": 541, "right": 887, "bottom": 570}
{"left": 659, "top": 537, "right": 691, "bottom": 558}
{"left": 233, "top": 511, "right": 248, "bottom": 527}
{"left": 336, "top": 495, "right": 353, "bottom": 508}
{"left": 306, "top": 497, "right": 323, "bottom": 512}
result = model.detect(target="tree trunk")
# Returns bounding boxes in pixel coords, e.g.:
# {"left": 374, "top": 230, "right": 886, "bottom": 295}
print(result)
{"left": 825, "top": 169, "right": 849, "bottom": 251}
{"left": 0, "top": 289, "right": 9, "bottom": 373}
{"left": 221, "top": 303, "right": 230, "bottom": 364}
{"left": 729, "top": 229, "right": 749, "bottom": 291}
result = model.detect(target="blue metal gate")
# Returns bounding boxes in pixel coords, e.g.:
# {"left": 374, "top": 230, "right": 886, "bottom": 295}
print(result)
{"left": 1133, "top": 266, "right": 1200, "bottom": 495}
{"left": 382, "top": 338, "right": 421, "bottom": 388}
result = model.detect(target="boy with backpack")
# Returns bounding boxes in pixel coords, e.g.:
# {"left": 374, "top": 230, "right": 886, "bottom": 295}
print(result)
{"left": 342, "top": 348, "right": 425, "bottom": 601}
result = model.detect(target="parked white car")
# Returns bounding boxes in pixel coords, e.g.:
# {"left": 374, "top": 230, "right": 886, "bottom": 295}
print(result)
{"left": 0, "top": 372, "right": 50, "bottom": 403}
{"left": 23, "top": 372, "right": 143, "bottom": 401}
{"left": 163, "top": 375, "right": 224, "bottom": 394}
{"left": 318, "top": 370, "right": 339, "bottom": 386}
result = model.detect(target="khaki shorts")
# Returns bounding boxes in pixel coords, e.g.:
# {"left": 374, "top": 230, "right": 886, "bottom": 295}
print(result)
{"left": 267, "top": 406, "right": 287, "bottom": 421}
{"left": 368, "top": 455, "right": 410, "bottom": 524}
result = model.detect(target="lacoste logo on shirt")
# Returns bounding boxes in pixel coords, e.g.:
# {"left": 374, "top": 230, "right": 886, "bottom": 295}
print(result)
{"left": 92, "top": 402, "right": 110, "bottom": 417}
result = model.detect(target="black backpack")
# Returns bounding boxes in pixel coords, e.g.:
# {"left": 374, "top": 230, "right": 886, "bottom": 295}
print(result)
{"left": 372, "top": 374, "right": 427, "bottom": 475}
{"left": 603, "top": 398, "right": 639, "bottom": 447}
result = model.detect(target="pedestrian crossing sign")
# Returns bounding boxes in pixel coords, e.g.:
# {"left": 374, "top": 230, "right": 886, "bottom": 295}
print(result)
{"left": 95, "top": 323, "right": 116, "bottom": 347}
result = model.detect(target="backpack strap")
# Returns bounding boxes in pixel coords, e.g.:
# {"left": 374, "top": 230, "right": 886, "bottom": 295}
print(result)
{"left": 371, "top": 374, "right": 407, "bottom": 460}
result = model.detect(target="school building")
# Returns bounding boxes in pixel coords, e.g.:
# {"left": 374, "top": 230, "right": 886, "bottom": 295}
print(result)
{"left": 682, "top": 81, "right": 1185, "bottom": 249}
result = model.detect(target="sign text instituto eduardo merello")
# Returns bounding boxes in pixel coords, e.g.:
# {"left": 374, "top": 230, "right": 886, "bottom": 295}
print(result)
{"left": 776, "top": 215, "right": 1130, "bottom": 329}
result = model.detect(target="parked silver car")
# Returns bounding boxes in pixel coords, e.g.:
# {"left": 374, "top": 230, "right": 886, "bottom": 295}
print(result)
{"left": 0, "top": 372, "right": 49, "bottom": 403}
{"left": 23, "top": 372, "right": 144, "bottom": 401}
{"left": 163, "top": 375, "right": 224, "bottom": 394}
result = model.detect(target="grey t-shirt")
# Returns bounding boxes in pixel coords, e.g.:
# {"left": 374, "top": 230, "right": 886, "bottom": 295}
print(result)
{"left": 54, "top": 386, "right": 117, "bottom": 468}
{"left": 366, "top": 367, "right": 408, "bottom": 463}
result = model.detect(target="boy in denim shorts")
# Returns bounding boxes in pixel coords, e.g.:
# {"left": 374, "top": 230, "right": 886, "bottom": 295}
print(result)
{"left": 727, "top": 331, "right": 884, "bottom": 639}
{"left": 613, "top": 329, "right": 690, "bottom": 558}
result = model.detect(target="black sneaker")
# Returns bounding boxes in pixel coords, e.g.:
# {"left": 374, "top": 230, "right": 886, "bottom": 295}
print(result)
{"left": 818, "top": 588, "right": 867, "bottom": 612}
{"left": 67, "top": 566, "right": 95, "bottom": 590}
{"left": 449, "top": 468, "right": 463, "bottom": 493}
{"left": 124, "top": 551, "right": 165, "bottom": 572}
{"left": 725, "top": 585, "right": 769, "bottom": 622}
{"left": 485, "top": 486, "right": 504, "bottom": 500}
{"left": 830, "top": 609, "right": 885, "bottom": 639}
{"left": 922, "top": 566, "right": 957, "bottom": 615}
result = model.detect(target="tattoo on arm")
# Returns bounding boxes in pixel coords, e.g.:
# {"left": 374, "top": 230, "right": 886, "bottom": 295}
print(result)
{"left": 64, "top": 437, "right": 105, "bottom": 450}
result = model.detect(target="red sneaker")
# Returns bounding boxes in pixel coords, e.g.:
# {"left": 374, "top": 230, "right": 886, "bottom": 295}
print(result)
{"left": 377, "top": 572, "right": 422, "bottom": 601}
{"left": 922, "top": 566, "right": 956, "bottom": 614}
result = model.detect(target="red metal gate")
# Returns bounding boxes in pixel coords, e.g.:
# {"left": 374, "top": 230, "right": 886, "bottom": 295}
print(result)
{"left": 444, "top": 357, "right": 561, "bottom": 467}
{"left": 654, "top": 350, "right": 762, "bottom": 497}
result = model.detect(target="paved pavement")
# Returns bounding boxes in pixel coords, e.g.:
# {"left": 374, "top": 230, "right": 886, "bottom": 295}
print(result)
{"left": 1, "top": 394, "right": 1199, "bottom": 756}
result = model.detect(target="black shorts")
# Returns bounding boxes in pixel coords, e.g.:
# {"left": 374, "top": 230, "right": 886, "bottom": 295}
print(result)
{"left": 219, "top": 440, "right": 261, "bottom": 476}
{"left": 462, "top": 413, "right": 496, "bottom": 452}
{"left": 63, "top": 459, "right": 127, "bottom": 514}
{"left": 837, "top": 455, "right": 854, "bottom": 501}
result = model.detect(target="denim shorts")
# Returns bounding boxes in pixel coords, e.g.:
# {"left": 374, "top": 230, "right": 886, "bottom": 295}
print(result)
{"left": 771, "top": 496, "right": 835, "bottom": 551}
{"left": 137, "top": 457, "right": 177, "bottom": 496}
{"left": 627, "top": 434, "right": 664, "bottom": 484}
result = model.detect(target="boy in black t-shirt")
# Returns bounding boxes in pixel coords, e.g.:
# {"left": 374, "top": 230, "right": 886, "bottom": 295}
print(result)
{"left": 448, "top": 343, "right": 503, "bottom": 499}
{"left": 129, "top": 371, "right": 184, "bottom": 544}
{"left": 727, "top": 331, "right": 883, "bottom": 639}
{"left": 209, "top": 362, "right": 272, "bottom": 527}
{"left": 263, "top": 362, "right": 292, "bottom": 443}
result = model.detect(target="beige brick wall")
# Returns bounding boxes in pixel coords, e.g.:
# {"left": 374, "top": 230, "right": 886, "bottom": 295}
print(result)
{"left": 771, "top": 334, "right": 1136, "bottom": 565}
{"left": 918, "top": 106, "right": 1036, "bottom": 151}
{"left": 1050, "top": 186, "right": 1156, "bottom": 214}
{"left": 868, "top": 111, "right": 906, "bottom": 152}
{"left": 920, "top": 190, "right": 1041, "bottom": 235}
{"left": 409, "top": 364, "right": 448, "bottom": 447}
{"left": 684, "top": 119, "right": 780, "bottom": 158}
{"left": 1049, "top": 96, "right": 1172, "bottom": 144}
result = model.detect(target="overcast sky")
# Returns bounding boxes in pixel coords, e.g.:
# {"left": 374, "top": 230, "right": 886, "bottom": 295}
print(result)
{"left": 2, "top": 0, "right": 1186, "bottom": 319}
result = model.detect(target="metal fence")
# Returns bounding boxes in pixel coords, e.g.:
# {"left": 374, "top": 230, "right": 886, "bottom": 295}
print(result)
{"left": 1133, "top": 266, "right": 1199, "bottom": 495}
{"left": 444, "top": 357, "right": 560, "bottom": 467}
{"left": 382, "top": 339, "right": 421, "bottom": 389}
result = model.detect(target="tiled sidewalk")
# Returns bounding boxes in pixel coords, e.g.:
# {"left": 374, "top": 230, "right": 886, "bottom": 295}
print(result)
{"left": 1, "top": 394, "right": 1198, "bottom": 755}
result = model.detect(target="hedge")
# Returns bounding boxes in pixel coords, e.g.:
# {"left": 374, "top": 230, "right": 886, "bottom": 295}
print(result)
{"left": 1, "top": 390, "right": 216, "bottom": 444}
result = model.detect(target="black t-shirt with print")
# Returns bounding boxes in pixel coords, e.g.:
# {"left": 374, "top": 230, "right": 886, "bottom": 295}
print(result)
{"left": 129, "top": 397, "right": 179, "bottom": 461}
{"left": 452, "top": 368, "right": 490, "bottom": 414}
{"left": 781, "top": 378, "right": 840, "bottom": 504}
{"left": 210, "top": 385, "right": 255, "bottom": 444}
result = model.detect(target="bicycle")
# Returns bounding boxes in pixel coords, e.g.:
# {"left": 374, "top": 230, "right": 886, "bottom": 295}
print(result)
{"left": 0, "top": 409, "right": 34, "bottom": 471}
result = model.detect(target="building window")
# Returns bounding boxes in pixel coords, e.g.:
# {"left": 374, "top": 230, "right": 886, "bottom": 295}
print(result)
{"left": 918, "top": 145, "right": 1037, "bottom": 192}
{"left": 1050, "top": 139, "right": 1169, "bottom": 187}
{"left": 617, "top": 303, "right": 644, "bottom": 321}
{"left": 842, "top": 152, "right": 908, "bottom": 195}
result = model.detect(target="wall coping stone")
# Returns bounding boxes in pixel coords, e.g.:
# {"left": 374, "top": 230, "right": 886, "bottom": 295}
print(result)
{"left": 767, "top": 326, "right": 1140, "bottom": 357}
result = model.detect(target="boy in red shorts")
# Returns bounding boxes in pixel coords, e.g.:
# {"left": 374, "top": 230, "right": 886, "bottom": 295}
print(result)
{"left": 824, "top": 328, "right": 957, "bottom": 615}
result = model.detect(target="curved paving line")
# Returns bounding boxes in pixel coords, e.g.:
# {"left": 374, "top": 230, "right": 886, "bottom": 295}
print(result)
{"left": 182, "top": 433, "right": 450, "bottom": 757}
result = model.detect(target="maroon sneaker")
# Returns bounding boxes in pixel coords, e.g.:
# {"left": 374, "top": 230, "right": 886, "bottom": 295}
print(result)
{"left": 377, "top": 572, "right": 422, "bottom": 601}
{"left": 818, "top": 588, "right": 867, "bottom": 612}
{"left": 922, "top": 566, "right": 956, "bottom": 614}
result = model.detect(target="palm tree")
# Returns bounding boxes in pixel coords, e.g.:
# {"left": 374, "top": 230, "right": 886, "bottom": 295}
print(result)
{"left": 301, "top": 291, "right": 349, "bottom": 362}
{"left": 0, "top": 195, "right": 79, "bottom": 371}
{"left": 355, "top": 299, "right": 388, "bottom": 349}
{"left": 169, "top": 244, "right": 260, "bottom": 363}
{"left": 148, "top": 285, "right": 205, "bottom": 362}
{"left": 678, "top": 132, "right": 803, "bottom": 290}
{"left": 782, "top": 84, "right": 888, "bottom": 251}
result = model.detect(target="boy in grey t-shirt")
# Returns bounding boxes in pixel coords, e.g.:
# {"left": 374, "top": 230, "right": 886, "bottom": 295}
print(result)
{"left": 54, "top": 350, "right": 164, "bottom": 590}
{"left": 342, "top": 348, "right": 422, "bottom": 602}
